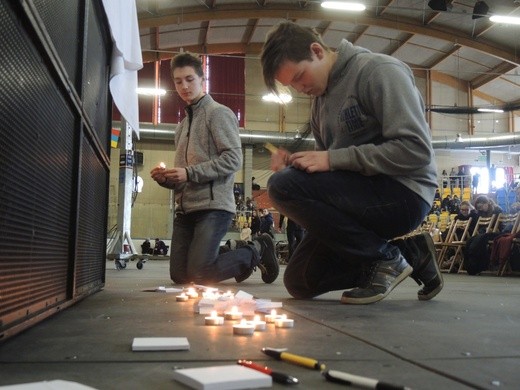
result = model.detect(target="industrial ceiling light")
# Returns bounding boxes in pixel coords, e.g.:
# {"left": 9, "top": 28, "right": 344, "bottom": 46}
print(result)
{"left": 262, "top": 93, "right": 292, "bottom": 104}
{"left": 472, "top": 1, "right": 489, "bottom": 19}
{"left": 321, "top": 2, "right": 366, "bottom": 11}
{"left": 427, "top": 0, "right": 447, "bottom": 11}
{"left": 489, "top": 15, "right": 520, "bottom": 25}
{"left": 136, "top": 88, "right": 166, "bottom": 96}
{"left": 478, "top": 108, "right": 504, "bottom": 113}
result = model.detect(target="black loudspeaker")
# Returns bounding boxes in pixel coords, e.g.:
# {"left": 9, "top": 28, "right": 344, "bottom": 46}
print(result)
{"left": 0, "top": 0, "right": 111, "bottom": 341}
{"left": 135, "top": 151, "right": 144, "bottom": 166}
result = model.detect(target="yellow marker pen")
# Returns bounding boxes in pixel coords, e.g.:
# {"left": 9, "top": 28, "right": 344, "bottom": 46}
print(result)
{"left": 261, "top": 348, "right": 326, "bottom": 371}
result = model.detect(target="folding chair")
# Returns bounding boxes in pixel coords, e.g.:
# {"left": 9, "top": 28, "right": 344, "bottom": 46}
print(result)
{"left": 497, "top": 213, "right": 520, "bottom": 276}
{"left": 436, "top": 218, "right": 472, "bottom": 272}
{"left": 470, "top": 215, "right": 497, "bottom": 237}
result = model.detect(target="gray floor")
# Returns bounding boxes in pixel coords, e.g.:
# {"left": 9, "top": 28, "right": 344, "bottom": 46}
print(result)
{"left": 0, "top": 260, "right": 519, "bottom": 390}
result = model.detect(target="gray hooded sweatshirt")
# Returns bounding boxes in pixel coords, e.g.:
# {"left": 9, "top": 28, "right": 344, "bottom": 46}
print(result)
{"left": 166, "top": 94, "right": 242, "bottom": 214}
{"left": 314, "top": 39, "right": 437, "bottom": 205}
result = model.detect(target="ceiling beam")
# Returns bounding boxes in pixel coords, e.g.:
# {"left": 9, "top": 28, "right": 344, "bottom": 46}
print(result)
{"left": 137, "top": 4, "right": 519, "bottom": 67}
{"left": 471, "top": 62, "right": 518, "bottom": 89}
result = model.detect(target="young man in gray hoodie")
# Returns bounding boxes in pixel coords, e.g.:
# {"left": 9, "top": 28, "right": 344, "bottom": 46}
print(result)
{"left": 261, "top": 22, "right": 442, "bottom": 304}
{"left": 151, "top": 52, "right": 278, "bottom": 285}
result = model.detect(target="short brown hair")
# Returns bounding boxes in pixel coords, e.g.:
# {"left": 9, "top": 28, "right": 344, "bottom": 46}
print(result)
{"left": 260, "top": 22, "right": 329, "bottom": 94}
{"left": 170, "top": 52, "right": 204, "bottom": 78}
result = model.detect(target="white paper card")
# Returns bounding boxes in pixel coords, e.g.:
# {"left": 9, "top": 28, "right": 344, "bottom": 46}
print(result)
{"left": 172, "top": 365, "right": 272, "bottom": 390}
{"left": 0, "top": 380, "right": 98, "bottom": 389}
{"left": 131, "top": 337, "right": 190, "bottom": 351}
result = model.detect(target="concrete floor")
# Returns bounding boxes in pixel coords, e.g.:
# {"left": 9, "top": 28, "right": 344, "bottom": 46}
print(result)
{"left": 0, "top": 260, "right": 519, "bottom": 390}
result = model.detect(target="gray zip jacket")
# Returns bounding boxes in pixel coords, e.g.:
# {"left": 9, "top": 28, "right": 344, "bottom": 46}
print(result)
{"left": 313, "top": 39, "right": 437, "bottom": 205}
{"left": 165, "top": 94, "right": 242, "bottom": 214}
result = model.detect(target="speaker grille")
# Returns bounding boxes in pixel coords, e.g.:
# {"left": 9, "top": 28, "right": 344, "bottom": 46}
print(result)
{"left": 0, "top": 0, "right": 110, "bottom": 340}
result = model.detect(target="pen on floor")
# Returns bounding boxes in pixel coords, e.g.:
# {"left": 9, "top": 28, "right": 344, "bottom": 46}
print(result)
{"left": 323, "top": 369, "right": 411, "bottom": 390}
{"left": 237, "top": 359, "right": 299, "bottom": 385}
{"left": 261, "top": 347, "right": 326, "bottom": 371}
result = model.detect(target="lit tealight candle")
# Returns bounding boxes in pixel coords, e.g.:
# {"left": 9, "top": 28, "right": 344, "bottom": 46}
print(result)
{"left": 274, "top": 314, "right": 294, "bottom": 328}
{"left": 176, "top": 293, "right": 189, "bottom": 302}
{"left": 205, "top": 310, "right": 224, "bottom": 326}
{"left": 233, "top": 319, "right": 255, "bottom": 335}
{"left": 265, "top": 309, "right": 282, "bottom": 323}
{"left": 186, "top": 288, "right": 199, "bottom": 299}
{"left": 224, "top": 306, "right": 243, "bottom": 321}
{"left": 249, "top": 315, "right": 266, "bottom": 331}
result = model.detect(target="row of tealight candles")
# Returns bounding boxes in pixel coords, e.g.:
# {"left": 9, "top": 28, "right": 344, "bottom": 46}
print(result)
{"left": 176, "top": 286, "right": 294, "bottom": 336}
{"left": 176, "top": 287, "right": 235, "bottom": 302}
{"left": 205, "top": 308, "right": 294, "bottom": 335}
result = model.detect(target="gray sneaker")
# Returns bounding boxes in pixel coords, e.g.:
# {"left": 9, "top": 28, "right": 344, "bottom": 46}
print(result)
{"left": 253, "top": 233, "right": 280, "bottom": 284}
{"left": 341, "top": 255, "right": 413, "bottom": 304}
{"left": 392, "top": 233, "right": 444, "bottom": 301}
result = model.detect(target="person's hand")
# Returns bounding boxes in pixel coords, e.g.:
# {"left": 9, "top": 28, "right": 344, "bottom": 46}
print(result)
{"left": 150, "top": 164, "right": 167, "bottom": 184}
{"left": 289, "top": 151, "right": 330, "bottom": 173}
{"left": 270, "top": 148, "right": 291, "bottom": 172}
{"left": 151, "top": 164, "right": 188, "bottom": 185}
{"left": 163, "top": 167, "right": 188, "bottom": 184}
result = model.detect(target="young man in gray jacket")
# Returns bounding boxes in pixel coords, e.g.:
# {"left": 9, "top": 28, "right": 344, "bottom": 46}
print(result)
{"left": 151, "top": 52, "right": 278, "bottom": 285}
{"left": 261, "top": 22, "right": 442, "bottom": 304}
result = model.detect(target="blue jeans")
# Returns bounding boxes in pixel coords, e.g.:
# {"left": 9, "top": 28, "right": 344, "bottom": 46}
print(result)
{"left": 268, "top": 167, "right": 431, "bottom": 298}
{"left": 170, "top": 210, "right": 259, "bottom": 284}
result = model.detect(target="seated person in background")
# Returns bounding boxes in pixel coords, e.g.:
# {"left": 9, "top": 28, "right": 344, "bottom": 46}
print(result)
{"left": 141, "top": 238, "right": 152, "bottom": 255}
{"left": 153, "top": 238, "right": 168, "bottom": 255}
{"left": 259, "top": 208, "right": 275, "bottom": 237}
{"left": 455, "top": 201, "right": 478, "bottom": 236}
{"left": 474, "top": 195, "right": 502, "bottom": 218}
{"left": 240, "top": 222, "right": 252, "bottom": 242}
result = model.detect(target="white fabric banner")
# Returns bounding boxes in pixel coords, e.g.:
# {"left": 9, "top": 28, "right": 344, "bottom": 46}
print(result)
{"left": 101, "top": 0, "right": 143, "bottom": 136}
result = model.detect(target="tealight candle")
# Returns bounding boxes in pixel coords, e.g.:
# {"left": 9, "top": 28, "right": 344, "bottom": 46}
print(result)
{"left": 224, "top": 306, "right": 242, "bottom": 321}
{"left": 159, "top": 162, "right": 166, "bottom": 169}
{"left": 265, "top": 309, "right": 282, "bottom": 323}
{"left": 205, "top": 311, "right": 224, "bottom": 326}
{"left": 274, "top": 314, "right": 294, "bottom": 328}
{"left": 249, "top": 315, "right": 266, "bottom": 331}
{"left": 176, "top": 293, "right": 189, "bottom": 302}
{"left": 233, "top": 319, "right": 255, "bottom": 335}
{"left": 186, "top": 288, "right": 199, "bottom": 299}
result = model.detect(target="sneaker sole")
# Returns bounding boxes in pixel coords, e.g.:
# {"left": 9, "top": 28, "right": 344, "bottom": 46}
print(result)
{"left": 340, "top": 264, "right": 413, "bottom": 305}
{"left": 260, "top": 235, "right": 279, "bottom": 284}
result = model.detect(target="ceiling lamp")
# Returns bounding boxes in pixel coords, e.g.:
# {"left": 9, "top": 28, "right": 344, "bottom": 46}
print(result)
{"left": 427, "top": 0, "right": 447, "bottom": 11}
{"left": 262, "top": 93, "right": 293, "bottom": 104}
{"left": 321, "top": 2, "right": 366, "bottom": 11}
{"left": 472, "top": 1, "right": 489, "bottom": 19}
{"left": 478, "top": 108, "right": 504, "bottom": 113}
{"left": 489, "top": 15, "right": 520, "bottom": 25}
{"left": 136, "top": 88, "right": 166, "bottom": 96}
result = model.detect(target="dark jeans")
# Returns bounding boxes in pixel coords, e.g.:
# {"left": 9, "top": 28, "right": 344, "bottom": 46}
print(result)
{"left": 286, "top": 219, "right": 304, "bottom": 261}
{"left": 268, "top": 167, "right": 431, "bottom": 298}
{"left": 170, "top": 210, "right": 259, "bottom": 284}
